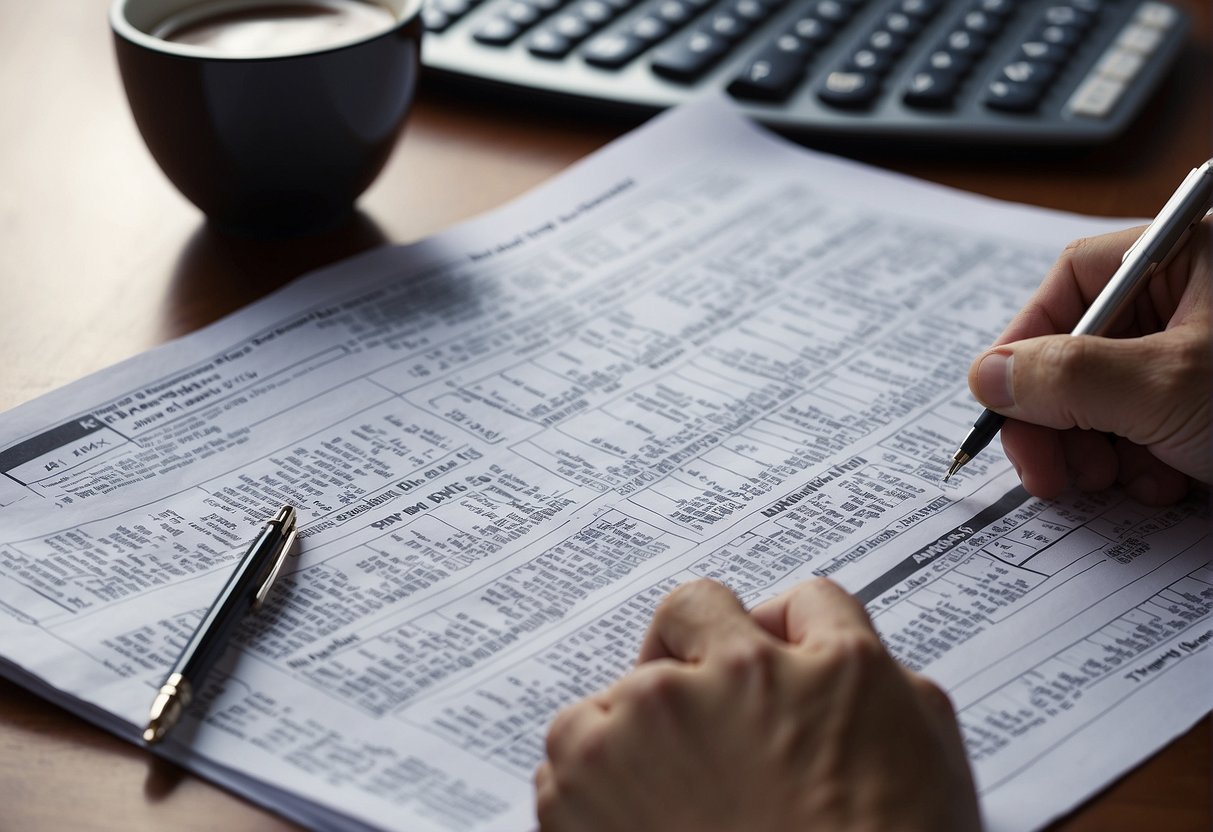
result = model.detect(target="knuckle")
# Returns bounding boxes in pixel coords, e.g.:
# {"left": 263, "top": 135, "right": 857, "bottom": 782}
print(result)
{"left": 911, "top": 673, "right": 957, "bottom": 717}
{"left": 718, "top": 637, "right": 779, "bottom": 684}
{"left": 622, "top": 665, "right": 684, "bottom": 711}
{"left": 544, "top": 703, "right": 586, "bottom": 758}
{"left": 653, "top": 579, "right": 729, "bottom": 627}
{"left": 816, "top": 630, "right": 888, "bottom": 677}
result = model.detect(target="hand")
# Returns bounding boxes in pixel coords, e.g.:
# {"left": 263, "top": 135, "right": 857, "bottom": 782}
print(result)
{"left": 967, "top": 222, "right": 1211, "bottom": 504}
{"left": 535, "top": 578, "right": 981, "bottom": 832}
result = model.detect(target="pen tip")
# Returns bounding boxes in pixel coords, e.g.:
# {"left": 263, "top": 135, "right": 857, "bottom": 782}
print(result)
{"left": 944, "top": 452, "right": 971, "bottom": 482}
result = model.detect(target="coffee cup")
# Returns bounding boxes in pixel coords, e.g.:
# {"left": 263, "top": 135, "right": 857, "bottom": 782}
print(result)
{"left": 111, "top": 0, "right": 423, "bottom": 235}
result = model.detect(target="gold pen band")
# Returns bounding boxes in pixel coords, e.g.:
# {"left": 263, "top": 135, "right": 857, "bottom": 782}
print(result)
{"left": 143, "top": 672, "right": 192, "bottom": 744}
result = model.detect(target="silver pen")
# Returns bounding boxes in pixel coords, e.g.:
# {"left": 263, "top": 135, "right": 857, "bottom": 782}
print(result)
{"left": 945, "top": 159, "right": 1213, "bottom": 481}
{"left": 144, "top": 505, "right": 297, "bottom": 744}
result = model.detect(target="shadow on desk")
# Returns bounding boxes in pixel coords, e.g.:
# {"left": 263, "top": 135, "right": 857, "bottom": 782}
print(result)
{"left": 160, "top": 212, "right": 389, "bottom": 341}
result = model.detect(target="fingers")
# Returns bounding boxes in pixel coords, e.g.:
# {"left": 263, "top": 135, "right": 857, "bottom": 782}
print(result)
{"left": 749, "top": 577, "right": 876, "bottom": 649}
{"left": 1113, "top": 440, "right": 1191, "bottom": 505}
{"left": 967, "top": 332, "right": 1186, "bottom": 440}
{"left": 637, "top": 579, "right": 771, "bottom": 664}
{"left": 995, "top": 226, "right": 1146, "bottom": 345}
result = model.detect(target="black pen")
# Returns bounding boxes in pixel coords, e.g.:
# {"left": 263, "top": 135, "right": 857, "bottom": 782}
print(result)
{"left": 143, "top": 505, "right": 297, "bottom": 744}
{"left": 945, "top": 159, "right": 1213, "bottom": 482}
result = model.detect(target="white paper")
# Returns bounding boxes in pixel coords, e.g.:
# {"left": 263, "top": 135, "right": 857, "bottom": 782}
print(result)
{"left": 0, "top": 98, "right": 1207, "bottom": 832}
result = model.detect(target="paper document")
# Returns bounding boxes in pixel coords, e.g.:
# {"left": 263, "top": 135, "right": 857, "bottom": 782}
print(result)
{"left": 0, "top": 98, "right": 1207, "bottom": 831}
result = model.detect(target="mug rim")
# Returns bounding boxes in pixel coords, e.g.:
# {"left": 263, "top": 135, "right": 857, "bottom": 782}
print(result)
{"left": 110, "top": 0, "right": 423, "bottom": 62}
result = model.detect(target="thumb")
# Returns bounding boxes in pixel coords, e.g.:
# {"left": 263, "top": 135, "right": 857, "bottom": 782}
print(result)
{"left": 967, "top": 333, "right": 1187, "bottom": 442}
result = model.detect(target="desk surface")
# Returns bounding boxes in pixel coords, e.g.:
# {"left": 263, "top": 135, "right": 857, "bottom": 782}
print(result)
{"left": 0, "top": 2, "right": 1209, "bottom": 829}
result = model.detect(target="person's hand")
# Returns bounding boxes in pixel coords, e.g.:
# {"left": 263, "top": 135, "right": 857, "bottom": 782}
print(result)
{"left": 534, "top": 578, "right": 981, "bottom": 832}
{"left": 967, "top": 222, "right": 1211, "bottom": 504}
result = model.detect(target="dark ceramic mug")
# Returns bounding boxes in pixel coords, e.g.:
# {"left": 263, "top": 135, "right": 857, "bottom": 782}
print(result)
{"left": 111, "top": 0, "right": 423, "bottom": 235}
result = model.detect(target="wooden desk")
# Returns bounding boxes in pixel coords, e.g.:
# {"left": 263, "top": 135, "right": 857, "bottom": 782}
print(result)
{"left": 0, "top": 2, "right": 1208, "bottom": 829}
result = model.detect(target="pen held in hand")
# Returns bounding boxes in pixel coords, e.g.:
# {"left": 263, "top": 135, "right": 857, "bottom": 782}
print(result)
{"left": 143, "top": 505, "right": 297, "bottom": 744}
{"left": 944, "top": 159, "right": 1213, "bottom": 482}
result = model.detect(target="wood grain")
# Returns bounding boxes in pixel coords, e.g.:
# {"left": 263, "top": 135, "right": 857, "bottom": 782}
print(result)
{"left": 0, "top": 1, "right": 1208, "bottom": 829}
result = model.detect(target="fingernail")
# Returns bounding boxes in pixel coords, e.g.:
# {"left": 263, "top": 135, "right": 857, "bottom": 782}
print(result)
{"left": 975, "top": 351, "right": 1014, "bottom": 409}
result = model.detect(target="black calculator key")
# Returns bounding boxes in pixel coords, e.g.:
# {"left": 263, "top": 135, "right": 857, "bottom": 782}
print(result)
{"left": 984, "top": 78, "right": 1043, "bottom": 111}
{"left": 904, "top": 69, "right": 960, "bottom": 106}
{"left": 552, "top": 12, "right": 593, "bottom": 38}
{"left": 945, "top": 29, "right": 987, "bottom": 56}
{"left": 709, "top": 12, "right": 749, "bottom": 40}
{"left": 584, "top": 32, "right": 648, "bottom": 66}
{"left": 732, "top": 0, "right": 767, "bottom": 22}
{"left": 884, "top": 11, "right": 922, "bottom": 35}
{"left": 898, "top": 0, "right": 943, "bottom": 17}
{"left": 867, "top": 29, "right": 908, "bottom": 54}
{"left": 849, "top": 48, "right": 895, "bottom": 73}
{"left": 631, "top": 15, "right": 670, "bottom": 41}
{"left": 652, "top": 30, "right": 730, "bottom": 81}
{"left": 926, "top": 48, "right": 971, "bottom": 73}
{"left": 1019, "top": 39, "right": 1070, "bottom": 62}
{"left": 962, "top": 10, "right": 1002, "bottom": 35}
{"left": 812, "top": 0, "right": 851, "bottom": 24}
{"left": 423, "top": 7, "right": 452, "bottom": 31}
{"left": 578, "top": 0, "right": 614, "bottom": 24}
{"left": 1001, "top": 59, "right": 1056, "bottom": 85}
{"left": 504, "top": 2, "right": 542, "bottom": 24}
{"left": 728, "top": 48, "right": 806, "bottom": 99}
{"left": 974, "top": 0, "right": 1014, "bottom": 15}
{"left": 1036, "top": 23, "right": 1081, "bottom": 46}
{"left": 818, "top": 70, "right": 881, "bottom": 107}
{"left": 791, "top": 16, "right": 835, "bottom": 44}
{"left": 656, "top": 0, "right": 694, "bottom": 24}
{"left": 1043, "top": 6, "right": 1093, "bottom": 29}
{"left": 474, "top": 16, "right": 522, "bottom": 44}
{"left": 528, "top": 27, "right": 575, "bottom": 55}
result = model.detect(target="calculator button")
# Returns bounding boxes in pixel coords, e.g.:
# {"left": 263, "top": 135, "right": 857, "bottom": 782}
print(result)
{"left": 1094, "top": 46, "right": 1145, "bottom": 81}
{"left": 812, "top": 0, "right": 852, "bottom": 24}
{"left": 584, "top": 32, "right": 647, "bottom": 66}
{"left": 656, "top": 0, "right": 693, "bottom": 24}
{"left": 1135, "top": 1, "right": 1177, "bottom": 28}
{"left": 728, "top": 48, "right": 806, "bottom": 99}
{"left": 849, "top": 48, "right": 895, "bottom": 73}
{"left": 732, "top": 0, "right": 767, "bottom": 22}
{"left": 945, "top": 29, "right": 988, "bottom": 56}
{"left": 904, "top": 69, "right": 960, "bottom": 107}
{"left": 962, "top": 10, "right": 1001, "bottom": 35}
{"left": 974, "top": 0, "right": 1014, "bottom": 15}
{"left": 504, "top": 2, "right": 542, "bottom": 24}
{"left": 1036, "top": 23, "right": 1081, "bottom": 46}
{"left": 474, "top": 16, "right": 522, "bottom": 44}
{"left": 528, "top": 27, "right": 575, "bottom": 56}
{"left": 652, "top": 30, "right": 730, "bottom": 81}
{"left": 791, "top": 17, "right": 835, "bottom": 44}
{"left": 578, "top": 0, "right": 614, "bottom": 24}
{"left": 818, "top": 70, "right": 881, "bottom": 106}
{"left": 422, "top": 7, "right": 452, "bottom": 30}
{"left": 984, "top": 79, "right": 1043, "bottom": 111}
{"left": 630, "top": 15, "right": 670, "bottom": 41}
{"left": 709, "top": 11, "right": 749, "bottom": 40}
{"left": 1067, "top": 74, "right": 1126, "bottom": 117}
{"left": 926, "top": 49, "right": 971, "bottom": 73}
{"left": 1001, "top": 60, "right": 1056, "bottom": 86}
{"left": 1117, "top": 23, "right": 1164, "bottom": 54}
{"left": 883, "top": 12, "right": 922, "bottom": 36}
{"left": 1042, "top": 6, "right": 1093, "bottom": 29}
{"left": 898, "top": 0, "right": 942, "bottom": 17}
{"left": 1019, "top": 39, "right": 1070, "bottom": 62}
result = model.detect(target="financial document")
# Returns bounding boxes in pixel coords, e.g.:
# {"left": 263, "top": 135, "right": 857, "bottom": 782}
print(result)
{"left": 0, "top": 98, "right": 1208, "bottom": 831}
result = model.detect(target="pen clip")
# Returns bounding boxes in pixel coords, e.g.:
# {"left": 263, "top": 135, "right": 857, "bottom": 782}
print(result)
{"left": 253, "top": 526, "right": 296, "bottom": 611}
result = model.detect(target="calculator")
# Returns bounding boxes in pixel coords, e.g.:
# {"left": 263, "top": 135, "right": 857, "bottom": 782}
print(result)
{"left": 418, "top": 0, "right": 1188, "bottom": 144}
